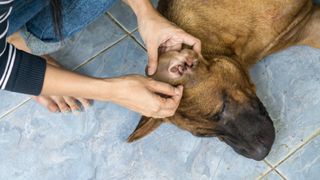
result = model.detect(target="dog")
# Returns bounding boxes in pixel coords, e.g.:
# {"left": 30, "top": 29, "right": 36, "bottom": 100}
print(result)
{"left": 127, "top": 0, "right": 320, "bottom": 161}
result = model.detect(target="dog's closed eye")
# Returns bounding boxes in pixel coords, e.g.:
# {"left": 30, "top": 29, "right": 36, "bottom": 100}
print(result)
{"left": 209, "top": 103, "right": 225, "bottom": 121}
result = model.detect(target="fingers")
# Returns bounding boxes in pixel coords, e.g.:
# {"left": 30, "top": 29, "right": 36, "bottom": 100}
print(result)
{"left": 51, "top": 96, "right": 71, "bottom": 113}
{"left": 77, "top": 98, "right": 92, "bottom": 110}
{"left": 63, "top": 96, "right": 81, "bottom": 113}
{"left": 161, "top": 43, "right": 182, "bottom": 52}
{"left": 33, "top": 95, "right": 92, "bottom": 114}
{"left": 147, "top": 80, "right": 181, "bottom": 97}
{"left": 52, "top": 96, "right": 92, "bottom": 113}
{"left": 179, "top": 32, "right": 201, "bottom": 55}
{"left": 147, "top": 43, "right": 159, "bottom": 75}
{"left": 150, "top": 85, "right": 184, "bottom": 118}
{"left": 160, "top": 85, "right": 183, "bottom": 110}
{"left": 146, "top": 79, "right": 183, "bottom": 118}
{"left": 161, "top": 31, "right": 201, "bottom": 56}
{"left": 33, "top": 96, "right": 59, "bottom": 113}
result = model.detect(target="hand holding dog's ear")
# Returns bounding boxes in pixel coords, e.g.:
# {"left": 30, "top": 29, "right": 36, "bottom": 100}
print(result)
{"left": 137, "top": 11, "right": 202, "bottom": 75}
{"left": 109, "top": 75, "right": 183, "bottom": 118}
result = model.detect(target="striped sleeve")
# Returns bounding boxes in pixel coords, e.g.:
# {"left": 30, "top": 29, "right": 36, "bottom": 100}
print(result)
{"left": 0, "top": 0, "right": 47, "bottom": 95}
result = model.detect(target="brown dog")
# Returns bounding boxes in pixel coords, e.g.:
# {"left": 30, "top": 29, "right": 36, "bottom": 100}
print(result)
{"left": 127, "top": 0, "right": 320, "bottom": 161}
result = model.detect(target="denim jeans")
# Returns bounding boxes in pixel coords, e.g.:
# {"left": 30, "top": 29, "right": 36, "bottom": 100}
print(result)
{"left": 8, "top": 0, "right": 117, "bottom": 42}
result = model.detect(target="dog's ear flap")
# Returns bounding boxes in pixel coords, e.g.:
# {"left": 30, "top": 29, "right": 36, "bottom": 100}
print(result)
{"left": 127, "top": 116, "right": 163, "bottom": 143}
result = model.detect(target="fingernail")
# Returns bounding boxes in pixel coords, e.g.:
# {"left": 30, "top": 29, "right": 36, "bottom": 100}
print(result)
{"left": 148, "top": 67, "right": 155, "bottom": 75}
{"left": 177, "top": 86, "right": 184, "bottom": 94}
{"left": 63, "top": 108, "right": 71, "bottom": 114}
{"left": 73, "top": 109, "right": 82, "bottom": 116}
{"left": 82, "top": 103, "right": 91, "bottom": 110}
{"left": 175, "top": 88, "right": 181, "bottom": 95}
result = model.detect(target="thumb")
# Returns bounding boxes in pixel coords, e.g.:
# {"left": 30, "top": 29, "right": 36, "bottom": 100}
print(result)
{"left": 147, "top": 44, "right": 159, "bottom": 75}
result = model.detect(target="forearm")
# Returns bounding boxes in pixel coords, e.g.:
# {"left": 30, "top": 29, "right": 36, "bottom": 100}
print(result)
{"left": 41, "top": 64, "right": 113, "bottom": 101}
{"left": 125, "top": 0, "right": 158, "bottom": 18}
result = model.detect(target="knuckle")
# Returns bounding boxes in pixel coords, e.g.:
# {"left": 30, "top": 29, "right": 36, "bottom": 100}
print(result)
{"left": 69, "top": 104, "right": 79, "bottom": 110}
{"left": 151, "top": 103, "right": 161, "bottom": 113}
{"left": 148, "top": 79, "right": 157, "bottom": 87}
{"left": 57, "top": 102, "right": 66, "bottom": 107}
{"left": 169, "top": 111, "right": 175, "bottom": 117}
{"left": 59, "top": 104, "right": 69, "bottom": 110}
{"left": 64, "top": 97, "right": 75, "bottom": 104}
{"left": 47, "top": 104, "right": 58, "bottom": 112}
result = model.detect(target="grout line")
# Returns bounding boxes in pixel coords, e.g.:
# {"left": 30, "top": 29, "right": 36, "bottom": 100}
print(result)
{"left": 258, "top": 129, "right": 319, "bottom": 180}
{"left": 257, "top": 168, "right": 287, "bottom": 180}
{"left": 105, "top": 12, "right": 145, "bottom": 53}
{"left": 263, "top": 159, "right": 274, "bottom": 169}
{"left": 0, "top": 98, "right": 31, "bottom": 120}
{"left": 274, "top": 168, "right": 287, "bottom": 180}
{"left": 106, "top": 12, "right": 134, "bottom": 34}
{"left": 130, "top": 27, "right": 138, "bottom": 33}
{"left": 257, "top": 168, "right": 273, "bottom": 180}
{"left": 72, "top": 35, "right": 128, "bottom": 71}
{"left": 256, "top": 160, "right": 274, "bottom": 179}
{"left": 128, "top": 32, "right": 146, "bottom": 52}
{"left": 272, "top": 128, "right": 320, "bottom": 168}
{"left": 258, "top": 129, "right": 320, "bottom": 179}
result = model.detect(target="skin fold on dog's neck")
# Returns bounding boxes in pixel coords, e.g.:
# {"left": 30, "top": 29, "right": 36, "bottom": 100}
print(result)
{"left": 262, "top": 5, "right": 320, "bottom": 59}
{"left": 296, "top": 6, "right": 320, "bottom": 48}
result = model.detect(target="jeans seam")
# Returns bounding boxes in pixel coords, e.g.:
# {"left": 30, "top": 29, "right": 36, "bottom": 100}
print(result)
{"left": 40, "top": 0, "right": 116, "bottom": 42}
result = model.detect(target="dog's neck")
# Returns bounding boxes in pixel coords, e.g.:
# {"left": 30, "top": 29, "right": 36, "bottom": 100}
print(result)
{"left": 295, "top": 6, "right": 320, "bottom": 49}
{"left": 258, "top": 3, "right": 318, "bottom": 59}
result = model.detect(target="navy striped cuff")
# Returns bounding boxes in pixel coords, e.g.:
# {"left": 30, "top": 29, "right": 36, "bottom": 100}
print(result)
{"left": 4, "top": 49, "right": 47, "bottom": 95}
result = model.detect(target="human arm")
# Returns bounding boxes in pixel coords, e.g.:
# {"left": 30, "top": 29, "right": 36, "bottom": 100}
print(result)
{"left": 41, "top": 65, "right": 183, "bottom": 118}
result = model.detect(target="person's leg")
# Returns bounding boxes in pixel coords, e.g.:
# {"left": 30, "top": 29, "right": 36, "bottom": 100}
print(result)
{"left": 26, "top": 0, "right": 117, "bottom": 43}
{"left": 7, "top": 0, "right": 50, "bottom": 36}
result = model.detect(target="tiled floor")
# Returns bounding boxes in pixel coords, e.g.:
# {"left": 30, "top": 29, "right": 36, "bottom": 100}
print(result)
{"left": 0, "top": 1, "right": 319, "bottom": 180}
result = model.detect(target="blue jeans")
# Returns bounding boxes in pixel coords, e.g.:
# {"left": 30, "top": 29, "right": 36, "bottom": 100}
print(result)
{"left": 8, "top": 0, "right": 117, "bottom": 42}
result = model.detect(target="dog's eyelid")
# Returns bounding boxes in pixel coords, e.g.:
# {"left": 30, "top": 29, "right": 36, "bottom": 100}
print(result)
{"left": 209, "top": 113, "right": 220, "bottom": 121}
{"left": 208, "top": 102, "right": 226, "bottom": 121}
{"left": 221, "top": 102, "right": 226, "bottom": 113}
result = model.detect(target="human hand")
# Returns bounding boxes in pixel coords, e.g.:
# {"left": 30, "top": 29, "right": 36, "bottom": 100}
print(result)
{"left": 138, "top": 12, "right": 201, "bottom": 75}
{"left": 109, "top": 75, "right": 183, "bottom": 118}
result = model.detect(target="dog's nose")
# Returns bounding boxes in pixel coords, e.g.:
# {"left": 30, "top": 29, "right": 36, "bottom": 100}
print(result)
{"left": 250, "top": 145, "right": 269, "bottom": 161}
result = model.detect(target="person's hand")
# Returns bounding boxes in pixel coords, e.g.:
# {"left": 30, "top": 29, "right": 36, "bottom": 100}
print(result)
{"left": 109, "top": 75, "right": 183, "bottom": 118}
{"left": 137, "top": 11, "right": 201, "bottom": 75}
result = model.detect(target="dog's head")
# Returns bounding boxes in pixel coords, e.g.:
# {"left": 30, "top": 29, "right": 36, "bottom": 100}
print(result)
{"left": 128, "top": 49, "right": 275, "bottom": 161}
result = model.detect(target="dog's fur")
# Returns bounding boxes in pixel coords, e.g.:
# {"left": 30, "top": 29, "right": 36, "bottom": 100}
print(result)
{"left": 127, "top": 0, "right": 320, "bottom": 160}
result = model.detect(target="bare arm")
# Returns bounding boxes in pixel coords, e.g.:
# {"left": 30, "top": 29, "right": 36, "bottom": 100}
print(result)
{"left": 41, "top": 64, "right": 111, "bottom": 101}
{"left": 41, "top": 64, "right": 183, "bottom": 118}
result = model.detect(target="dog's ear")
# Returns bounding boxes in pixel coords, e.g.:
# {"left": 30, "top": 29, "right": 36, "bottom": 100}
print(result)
{"left": 127, "top": 116, "right": 163, "bottom": 142}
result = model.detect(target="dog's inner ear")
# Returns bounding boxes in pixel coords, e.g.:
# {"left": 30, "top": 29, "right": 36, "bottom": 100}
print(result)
{"left": 127, "top": 116, "right": 163, "bottom": 143}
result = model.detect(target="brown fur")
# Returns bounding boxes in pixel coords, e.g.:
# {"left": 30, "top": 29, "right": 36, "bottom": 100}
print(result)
{"left": 128, "top": 0, "right": 320, "bottom": 160}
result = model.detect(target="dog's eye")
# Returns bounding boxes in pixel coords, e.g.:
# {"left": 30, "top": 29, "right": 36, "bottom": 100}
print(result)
{"left": 209, "top": 113, "right": 220, "bottom": 121}
{"left": 209, "top": 103, "right": 225, "bottom": 121}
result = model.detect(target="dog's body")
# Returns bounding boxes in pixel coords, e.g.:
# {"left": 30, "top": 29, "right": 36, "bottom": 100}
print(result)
{"left": 127, "top": 0, "right": 320, "bottom": 160}
{"left": 158, "top": 0, "right": 320, "bottom": 67}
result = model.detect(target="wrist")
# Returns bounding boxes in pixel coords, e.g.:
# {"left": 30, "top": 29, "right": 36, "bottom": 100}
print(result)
{"left": 93, "top": 78, "right": 117, "bottom": 101}
{"left": 126, "top": 0, "right": 158, "bottom": 19}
